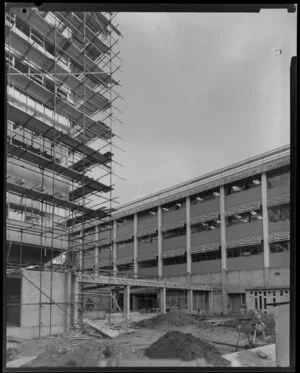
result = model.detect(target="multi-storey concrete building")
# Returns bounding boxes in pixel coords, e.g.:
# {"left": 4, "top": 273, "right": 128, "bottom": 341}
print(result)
{"left": 76, "top": 145, "right": 290, "bottom": 314}
{"left": 5, "top": 7, "right": 121, "bottom": 337}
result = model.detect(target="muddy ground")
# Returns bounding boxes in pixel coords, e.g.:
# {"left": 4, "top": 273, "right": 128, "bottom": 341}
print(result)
{"left": 6, "top": 312, "right": 274, "bottom": 368}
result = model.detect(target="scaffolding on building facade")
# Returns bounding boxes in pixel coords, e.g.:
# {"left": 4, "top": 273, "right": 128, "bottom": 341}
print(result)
{"left": 5, "top": 6, "right": 123, "bottom": 336}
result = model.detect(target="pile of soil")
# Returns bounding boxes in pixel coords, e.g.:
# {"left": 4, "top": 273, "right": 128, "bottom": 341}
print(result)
{"left": 135, "top": 311, "right": 196, "bottom": 329}
{"left": 145, "top": 331, "right": 230, "bottom": 366}
{"left": 23, "top": 339, "right": 104, "bottom": 367}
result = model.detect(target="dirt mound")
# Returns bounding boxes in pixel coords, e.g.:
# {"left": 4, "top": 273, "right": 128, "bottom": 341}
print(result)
{"left": 145, "top": 331, "right": 230, "bottom": 366}
{"left": 135, "top": 311, "right": 196, "bottom": 328}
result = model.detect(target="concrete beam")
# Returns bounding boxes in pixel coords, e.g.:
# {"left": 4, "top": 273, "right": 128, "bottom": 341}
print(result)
{"left": 124, "top": 285, "right": 130, "bottom": 322}
{"left": 187, "top": 289, "right": 193, "bottom": 312}
{"left": 158, "top": 206, "right": 163, "bottom": 280}
{"left": 220, "top": 185, "right": 228, "bottom": 314}
{"left": 77, "top": 274, "right": 212, "bottom": 291}
{"left": 160, "top": 287, "right": 166, "bottom": 314}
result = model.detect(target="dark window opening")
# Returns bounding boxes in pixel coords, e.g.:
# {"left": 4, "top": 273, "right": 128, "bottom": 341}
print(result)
{"left": 227, "top": 244, "right": 263, "bottom": 258}
{"left": 226, "top": 208, "right": 263, "bottom": 227}
{"left": 224, "top": 175, "right": 261, "bottom": 196}
{"left": 6, "top": 276, "right": 21, "bottom": 327}
{"left": 267, "top": 165, "right": 290, "bottom": 189}
{"left": 163, "top": 226, "right": 186, "bottom": 240}
{"left": 139, "top": 259, "right": 158, "bottom": 268}
{"left": 270, "top": 240, "right": 290, "bottom": 253}
{"left": 163, "top": 255, "right": 186, "bottom": 266}
{"left": 191, "top": 188, "right": 220, "bottom": 204}
{"left": 16, "top": 17, "right": 30, "bottom": 36}
{"left": 192, "top": 248, "right": 221, "bottom": 262}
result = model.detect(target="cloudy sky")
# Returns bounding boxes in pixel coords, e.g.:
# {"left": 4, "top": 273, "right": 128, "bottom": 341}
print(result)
{"left": 111, "top": 9, "right": 296, "bottom": 205}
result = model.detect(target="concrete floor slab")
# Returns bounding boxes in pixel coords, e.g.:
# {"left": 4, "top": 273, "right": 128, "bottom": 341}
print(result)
{"left": 222, "top": 344, "right": 276, "bottom": 367}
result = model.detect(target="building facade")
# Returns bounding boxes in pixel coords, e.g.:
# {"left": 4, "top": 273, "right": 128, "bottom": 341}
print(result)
{"left": 5, "top": 7, "right": 121, "bottom": 337}
{"left": 76, "top": 145, "right": 290, "bottom": 314}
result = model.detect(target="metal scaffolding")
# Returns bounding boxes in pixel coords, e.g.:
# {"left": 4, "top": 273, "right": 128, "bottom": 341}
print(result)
{"left": 5, "top": 6, "right": 123, "bottom": 335}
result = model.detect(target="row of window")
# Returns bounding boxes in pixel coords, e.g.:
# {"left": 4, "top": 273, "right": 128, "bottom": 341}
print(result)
{"left": 227, "top": 244, "right": 263, "bottom": 258}
{"left": 224, "top": 176, "right": 261, "bottom": 196}
{"left": 192, "top": 249, "right": 221, "bottom": 262}
{"left": 270, "top": 241, "right": 290, "bottom": 253}
{"left": 226, "top": 208, "right": 263, "bottom": 226}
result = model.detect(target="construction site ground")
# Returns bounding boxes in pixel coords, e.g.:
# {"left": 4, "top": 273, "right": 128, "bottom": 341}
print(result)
{"left": 6, "top": 311, "right": 276, "bottom": 367}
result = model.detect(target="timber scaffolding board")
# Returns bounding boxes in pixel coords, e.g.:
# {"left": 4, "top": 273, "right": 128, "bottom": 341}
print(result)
{"left": 7, "top": 66, "right": 112, "bottom": 133}
{"left": 77, "top": 274, "right": 212, "bottom": 291}
{"left": 7, "top": 181, "right": 109, "bottom": 219}
{"left": 5, "top": 28, "right": 110, "bottom": 117}
{"left": 8, "top": 104, "right": 113, "bottom": 160}
{"left": 7, "top": 142, "right": 112, "bottom": 198}
{"left": 14, "top": 9, "right": 118, "bottom": 86}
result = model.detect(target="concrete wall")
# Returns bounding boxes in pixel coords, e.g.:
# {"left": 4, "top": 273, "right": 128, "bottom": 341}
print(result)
{"left": 138, "top": 266, "right": 158, "bottom": 279}
{"left": 117, "top": 222, "right": 134, "bottom": 240}
{"left": 137, "top": 215, "right": 157, "bottom": 231}
{"left": 270, "top": 252, "right": 290, "bottom": 268}
{"left": 267, "top": 182, "right": 290, "bottom": 198}
{"left": 138, "top": 241, "right": 158, "bottom": 255}
{"left": 226, "top": 221, "right": 263, "bottom": 241}
{"left": 162, "top": 207, "right": 186, "bottom": 225}
{"left": 225, "top": 186, "right": 261, "bottom": 208}
{"left": 227, "top": 254, "right": 264, "bottom": 271}
{"left": 162, "top": 235, "right": 186, "bottom": 251}
{"left": 117, "top": 244, "right": 134, "bottom": 258}
{"left": 163, "top": 263, "right": 187, "bottom": 277}
{"left": 99, "top": 247, "right": 111, "bottom": 261}
{"left": 190, "top": 198, "right": 220, "bottom": 217}
{"left": 191, "top": 230, "right": 220, "bottom": 245}
{"left": 7, "top": 220, "right": 67, "bottom": 250}
{"left": 268, "top": 220, "right": 290, "bottom": 233}
{"left": 227, "top": 267, "right": 290, "bottom": 292}
{"left": 191, "top": 259, "right": 221, "bottom": 274}
{"left": 7, "top": 270, "right": 72, "bottom": 339}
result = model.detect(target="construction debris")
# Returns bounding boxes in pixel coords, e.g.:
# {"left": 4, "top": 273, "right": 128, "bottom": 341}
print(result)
{"left": 144, "top": 331, "right": 230, "bottom": 366}
{"left": 83, "top": 319, "right": 120, "bottom": 339}
{"left": 134, "top": 311, "right": 197, "bottom": 328}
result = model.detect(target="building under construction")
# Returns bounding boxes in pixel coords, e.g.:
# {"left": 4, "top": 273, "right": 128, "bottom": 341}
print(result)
{"left": 5, "top": 6, "right": 210, "bottom": 339}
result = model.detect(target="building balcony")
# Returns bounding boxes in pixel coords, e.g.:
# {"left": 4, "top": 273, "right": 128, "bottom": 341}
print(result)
{"left": 162, "top": 207, "right": 186, "bottom": 226}
{"left": 162, "top": 235, "right": 186, "bottom": 252}
{"left": 190, "top": 198, "right": 220, "bottom": 217}
{"left": 225, "top": 186, "right": 261, "bottom": 208}
{"left": 191, "top": 229, "right": 220, "bottom": 246}
{"left": 137, "top": 215, "right": 157, "bottom": 232}
{"left": 225, "top": 220, "right": 263, "bottom": 241}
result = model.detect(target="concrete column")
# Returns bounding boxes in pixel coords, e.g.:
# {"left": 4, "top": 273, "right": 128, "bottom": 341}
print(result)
{"left": 133, "top": 213, "right": 138, "bottom": 278}
{"left": 124, "top": 285, "right": 130, "bottom": 322}
{"left": 187, "top": 289, "right": 193, "bottom": 312}
{"left": 72, "top": 277, "right": 80, "bottom": 326}
{"left": 220, "top": 185, "right": 228, "bottom": 314}
{"left": 160, "top": 287, "right": 166, "bottom": 314}
{"left": 113, "top": 220, "right": 117, "bottom": 275}
{"left": 208, "top": 291, "right": 214, "bottom": 314}
{"left": 158, "top": 206, "right": 163, "bottom": 280}
{"left": 186, "top": 196, "right": 191, "bottom": 281}
{"left": 94, "top": 225, "right": 99, "bottom": 275}
{"left": 261, "top": 173, "right": 270, "bottom": 270}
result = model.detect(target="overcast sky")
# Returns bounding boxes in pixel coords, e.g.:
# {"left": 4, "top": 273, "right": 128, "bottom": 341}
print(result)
{"left": 111, "top": 9, "right": 296, "bottom": 206}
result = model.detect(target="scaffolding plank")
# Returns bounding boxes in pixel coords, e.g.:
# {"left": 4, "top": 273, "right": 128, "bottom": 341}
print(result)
{"left": 66, "top": 208, "right": 110, "bottom": 227}
{"left": 8, "top": 66, "right": 111, "bottom": 131}
{"left": 7, "top": 142, "right": 112, "bottom": 195}
{"left": 6, "top": 181, "right": 108, "bottom": 217}
{"left": 8, "top": 104, "right": 113, "bottom": 164}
